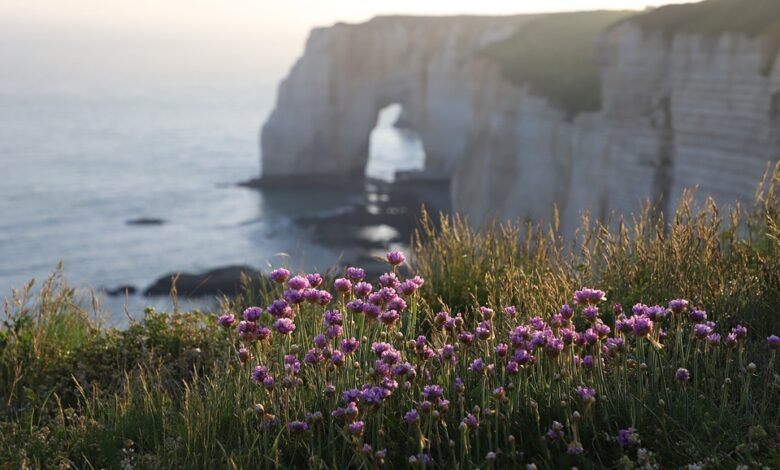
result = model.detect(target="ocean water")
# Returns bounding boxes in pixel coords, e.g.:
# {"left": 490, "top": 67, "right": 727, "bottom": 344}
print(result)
{"left": 0, "top": 92, "right": 425, "bottom": 325}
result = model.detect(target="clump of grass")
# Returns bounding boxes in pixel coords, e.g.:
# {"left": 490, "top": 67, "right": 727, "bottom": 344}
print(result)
{"left": 415, "top": 163, "right": 780, "bottom": 340}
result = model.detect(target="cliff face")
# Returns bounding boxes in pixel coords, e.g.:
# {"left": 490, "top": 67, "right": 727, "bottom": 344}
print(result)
{"left": 261, "top": 10, "right": 780, "bottom": 232}
{"left": 261, "top": 16, "right": 531, "bottom": 179}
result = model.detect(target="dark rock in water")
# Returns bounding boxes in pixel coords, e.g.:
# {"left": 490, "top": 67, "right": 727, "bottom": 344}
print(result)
{"left": 105, "top": 285, "right": 138, "bottom": 296}
{"left": 144, "top": 265, "right": 263, "bottom": 297}
{"left": 127, "top": 217, "right": 166, "bottom": 226}
{"left": 239, "top": 173, "right": 365, "bottom": 189}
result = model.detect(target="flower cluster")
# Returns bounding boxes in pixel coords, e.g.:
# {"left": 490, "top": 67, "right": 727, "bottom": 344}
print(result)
{"left": 217, "top": 257, "right": 779, "bottom": 467}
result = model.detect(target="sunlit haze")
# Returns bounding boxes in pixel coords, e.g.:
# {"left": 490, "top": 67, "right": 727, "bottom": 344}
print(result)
{"left": 1, "top": 0, "right": 696, "bottom": 103}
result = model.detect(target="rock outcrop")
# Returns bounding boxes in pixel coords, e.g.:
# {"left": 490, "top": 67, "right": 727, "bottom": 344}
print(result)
{"left": 261, "top": 4, "right": 780, "bottom": 233}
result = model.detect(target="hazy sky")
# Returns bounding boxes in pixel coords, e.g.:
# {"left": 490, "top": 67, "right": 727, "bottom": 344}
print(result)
{"left": 5, "top": 1, "right": 694, "bottom": 33}
{"left": 0, "top": 1, "right": 696, "bottom": 104}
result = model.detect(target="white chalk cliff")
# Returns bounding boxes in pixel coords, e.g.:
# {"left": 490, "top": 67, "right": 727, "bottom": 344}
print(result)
{"left": 261, "top": 8, "right": 780, "bottom": 233}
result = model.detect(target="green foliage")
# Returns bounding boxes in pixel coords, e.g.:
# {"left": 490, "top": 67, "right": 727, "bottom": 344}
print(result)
{"left": 481, "top": 11, "right": 633, "bottom": 117}
{"left": 626, "top": 0, "right": 780, "bottom": 74}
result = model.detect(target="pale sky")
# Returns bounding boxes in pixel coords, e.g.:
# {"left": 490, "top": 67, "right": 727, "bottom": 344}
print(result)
{"left": 0, "top": 1, "right": 697, "bottom": 103}
{"left": 3, "top": 1, "right": 696, "bottom": 35}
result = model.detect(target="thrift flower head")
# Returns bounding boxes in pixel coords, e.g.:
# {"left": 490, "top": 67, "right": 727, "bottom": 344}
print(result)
{"left": 346, "top": 299, "right": 364, "bottom": 313}
{"left": 545, "top": 338, "right": 564, "bottom": 357}
{"left": 458, "top": 331, "right": 475, "bottom": 345}
{"left": 632, "top": 316, "right": 653, "bottom": 337}
{"left": 560, "top": 304, "right": 574, "bottom": 320}
{"left": 404, "top": 409, "right": 419, "bottom": 424}
{"left": 346, "top": 266, "right": 365, "bottom": 281}
{"left": 354, "top": 281, "right": 373, "bottom": 297}
{"left": 733, "top": 324, "right": 748, "bottom": 339}
{"left": 218, "top": 313, "right": 236, "bottom": 327}
{"left": 399, "top": 280, "right": 418, "bottom": 296}
{"left": 583, "top": 306, "right": 600, "bottom": 322}
{"left": 675, "top": 367, "right": 691, "bottom": 383}
{"left": 348, "top": 421, "right": 365, "bottom": 436}
{"left": 463, "top": 414, "right": 479, "bottom": 430}
{"left": 706, "top": 332, "right": 721, "bottom": 346}
{"left": 284, "top": 289, "right": 303, "bottom": 304}
{"left": 573, "top": 288, "right": 606, "bottom": 306}
{"left": 305, "top": 273, "right": 323, "bottom": 288}
{"left": 334, "top": 278, "right": 352, "bottom": 293}
{"left": 379, "top": 310, "right": 401, "bottom": 326}
{"left": 475, "top": 321, "right": 492, "bottom": 340}
{"left": 287, "top": 275, "right": 309, "bottom": 291}
{"left": 689, "top": 309, "right": 707, "bottom": 323}
{"left": 387, "top": 296, "right": 407, "bottom": 312}
{"left": 237, "top": 347, "right": 250, "bottom": 364}
{"left": 503, "top": 305, "right": 517, "bottom": 317}
{"left": 251, "top": 366, "right": 269, "bottom": 382}
{"left": 646, "top": 305, "right": 667, "bottom": 321}
{"left": 386, "top": 250, "right": 406, "bottom": 266}
{"left": 693, "top": 323, "right": 713, "bottom": 339}
{"left": 242, "top": 307, "right": 262, "bottom": 321}
{"left": 546, "top": 421, "right": 564, "bottom": 441}
{"left": 266, "top": 299, "right": 292, "bottom": 318}
{"left": 617, "top": 428, "right": 638, "bottom": 448}
{"left": 341, "top": 337, "right": 359, "bottom": 354}
{"left": 454, "top": 377, "right": 465, "bottom": 394}
{"left": 378, "top": 273, "right": 400, "bottom": 289}
{"left": 422, "top": 384, "right": 444, "bottom": 401}
{"left": 469, "top": 358, "right": 485, "bottom": 373}
{"left": 582, "top": 355, "right": 594, "bottom": 369}
{"left": 669, "top": 298, "right": 689, "bottom": 314}
{"left": 317, "top": 290, "right": 332, "bottom": 306}
{"left": 768, "top": 335, "right": 780, "bottom": 349}
{"left": 287, "top": 420, "right": 309, "bottom": 433}
{"left": 270, "top": 268, "right": 290, "bottom": 284}
{"left": 323, "top": 310, "right": 343, "bottom": 326}
{"left": 576, "top": 386, "right": 596, "bottom": 403}
{"left": 273, "top": 318, "right": 296, "bottom": 335}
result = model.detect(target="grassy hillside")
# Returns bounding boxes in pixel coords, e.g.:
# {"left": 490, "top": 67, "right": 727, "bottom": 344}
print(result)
{"left": 1, "top": 164, "right": 779, "bottom": 468}
{"left": 630, "top": 0, "right": 780, "bottom": 38}
{"left": 483, "top": 1, "right": 780, "bottom": 116}
{"left": 481, "top": 11, "right": 634, "bottom": 118}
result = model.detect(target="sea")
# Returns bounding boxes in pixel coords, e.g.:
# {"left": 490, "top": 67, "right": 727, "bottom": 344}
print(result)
{"left": 0, "top": 87, "right": 425, "bottom": 325}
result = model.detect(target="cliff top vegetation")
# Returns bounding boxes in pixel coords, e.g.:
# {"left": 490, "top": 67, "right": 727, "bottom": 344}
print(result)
{"left": 481, "top": 11, "right": 633, "bottom": 118}
{"left": 629, "top": 0, "right": 780, "bottom": 38}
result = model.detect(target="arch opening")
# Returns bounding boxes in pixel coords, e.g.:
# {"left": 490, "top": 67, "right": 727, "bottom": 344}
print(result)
{"left": 365, "top": 103, "right": 426, "bottom": 182}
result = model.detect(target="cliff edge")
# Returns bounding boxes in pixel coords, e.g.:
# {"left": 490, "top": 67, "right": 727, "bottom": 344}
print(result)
{"left": 260, "top": 1, "right": 780, "bottom": 233}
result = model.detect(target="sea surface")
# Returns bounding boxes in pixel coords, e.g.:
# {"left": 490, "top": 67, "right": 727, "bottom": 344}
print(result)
{"left": 0, "top": 90, "right": 425, "bottom": 325}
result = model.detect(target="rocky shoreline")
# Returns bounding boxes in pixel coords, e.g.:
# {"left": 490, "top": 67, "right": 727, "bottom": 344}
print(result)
{"left": 126, "top": 174, "right": 450, "bottom": 299}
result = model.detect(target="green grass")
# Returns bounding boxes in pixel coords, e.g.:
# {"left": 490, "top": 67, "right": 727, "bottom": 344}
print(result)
{"left": 628, "top": 0, "right": 780, "bottom": 74}
{"left": 629, "top": 0, "right": 780, "bottom": 39}
{"left": 1, "top": 164, "right": 779, "bottom": 469}
{"left": 481, "top": 11, "right": 634, "bottom": 117}
{"left": 482, "top": 0, "right": 780, "bottom": 116}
